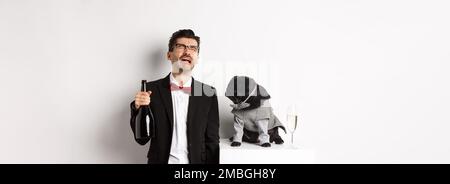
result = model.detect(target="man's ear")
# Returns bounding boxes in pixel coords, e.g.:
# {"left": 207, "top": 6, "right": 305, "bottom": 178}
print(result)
{"left": 166, "top": 52, "right": 171, "bottom": 61}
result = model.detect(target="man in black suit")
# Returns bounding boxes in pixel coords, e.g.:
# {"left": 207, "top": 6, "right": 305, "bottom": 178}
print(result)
{"left": 130, "top": 29, "right": 220, "bottom": 164}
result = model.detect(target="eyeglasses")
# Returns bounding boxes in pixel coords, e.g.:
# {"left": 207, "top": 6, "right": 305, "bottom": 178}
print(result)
{"left": 174, "top": 43, "right": 199, "bottom": 52}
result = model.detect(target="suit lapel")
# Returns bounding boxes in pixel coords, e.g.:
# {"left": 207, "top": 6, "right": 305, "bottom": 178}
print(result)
{"left": 158, "top": 74, "right": 174, "bottom": 131}
{"left": 187, "top": 78, "right": 201, "bottom": 137}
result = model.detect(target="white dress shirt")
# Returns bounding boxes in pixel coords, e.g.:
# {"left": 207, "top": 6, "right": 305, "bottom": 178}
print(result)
{"left": 168, "top": 73, "right": 191, "bottom": 164}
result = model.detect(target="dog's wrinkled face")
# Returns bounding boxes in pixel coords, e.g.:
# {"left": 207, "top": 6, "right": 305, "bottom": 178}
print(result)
{"left": 225, "top": 76, "right": 257, "bottom": 104}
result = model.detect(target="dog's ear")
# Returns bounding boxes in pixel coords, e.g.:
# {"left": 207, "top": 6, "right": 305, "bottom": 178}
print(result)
{"left": 257, "top": 85, "right": 271, "bottom": 99}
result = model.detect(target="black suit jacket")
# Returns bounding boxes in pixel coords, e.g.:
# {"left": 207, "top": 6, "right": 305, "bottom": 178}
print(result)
{"left": 130, "top": 74, "right": 220, "bottom": 164}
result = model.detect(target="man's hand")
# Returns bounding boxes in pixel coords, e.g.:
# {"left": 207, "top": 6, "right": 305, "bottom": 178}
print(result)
{"left": 134, "top": 91, "right": 152, "bottom": 109}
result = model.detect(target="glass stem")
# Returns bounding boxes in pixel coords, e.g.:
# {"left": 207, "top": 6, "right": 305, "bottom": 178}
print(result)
{"left": 291, "top": 133, "right": 294, "bottom": 145}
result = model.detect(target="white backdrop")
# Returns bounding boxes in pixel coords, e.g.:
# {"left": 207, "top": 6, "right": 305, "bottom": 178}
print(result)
{"left": 1, "top": 0, "right": 449, "bottom": 163}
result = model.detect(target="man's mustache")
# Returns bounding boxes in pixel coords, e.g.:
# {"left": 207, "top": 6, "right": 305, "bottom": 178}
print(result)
{"left": 180, "top": 54, "right": 192, "bottom": 60}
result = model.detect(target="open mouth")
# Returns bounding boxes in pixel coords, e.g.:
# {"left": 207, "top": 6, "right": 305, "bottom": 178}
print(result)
{"left": 180, "top": 58, "right": 191, "bottom": 63}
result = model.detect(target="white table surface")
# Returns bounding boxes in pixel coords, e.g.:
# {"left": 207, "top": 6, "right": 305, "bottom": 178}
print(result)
{"left": 219, "top": 139, "right": 315, "bottom": 164}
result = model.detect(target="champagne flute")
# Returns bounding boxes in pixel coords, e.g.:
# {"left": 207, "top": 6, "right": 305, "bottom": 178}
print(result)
{"left": 286, "top": 105, "right": 298, "bottom": 145}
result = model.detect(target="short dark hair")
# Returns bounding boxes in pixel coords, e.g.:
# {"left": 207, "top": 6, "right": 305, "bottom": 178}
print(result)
{"left": 168, "top": 29, "right": 200, "bottom": 53}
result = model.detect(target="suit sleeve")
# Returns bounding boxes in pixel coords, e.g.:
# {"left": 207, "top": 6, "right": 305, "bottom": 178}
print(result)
{"left": 205, "top": 90, "right": 220, "bottom": 164}
{"left": 130, "top": 101, "right": 150, "bottom": 145}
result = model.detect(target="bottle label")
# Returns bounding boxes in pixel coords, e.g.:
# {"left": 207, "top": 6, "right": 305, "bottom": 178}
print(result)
{"left": 146, "top": 115, "right": 150, "bottom": 136}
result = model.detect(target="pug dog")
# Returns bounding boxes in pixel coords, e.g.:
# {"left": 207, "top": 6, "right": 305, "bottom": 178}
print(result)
{"left": 225, "top": 76, "right": 286, "bottom": 147}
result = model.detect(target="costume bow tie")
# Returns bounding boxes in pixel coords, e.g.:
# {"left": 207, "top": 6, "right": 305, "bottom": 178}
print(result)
{"left": 170, "top": 83, "right": 191, "bottom": 94}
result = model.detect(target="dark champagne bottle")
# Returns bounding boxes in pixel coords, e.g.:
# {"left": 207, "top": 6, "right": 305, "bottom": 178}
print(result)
{"left": 135, "top": 80, "right": 155, "bottom": 139}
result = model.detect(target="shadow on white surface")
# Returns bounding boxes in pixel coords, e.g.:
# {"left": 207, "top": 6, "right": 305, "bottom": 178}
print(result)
{"left": 219, "top": 139, "right": 315, "bottom": 164}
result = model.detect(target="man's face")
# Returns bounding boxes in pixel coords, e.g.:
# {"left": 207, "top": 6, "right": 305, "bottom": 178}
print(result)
{"left": 167, "top": 37, "right": 199, "bottom": 72}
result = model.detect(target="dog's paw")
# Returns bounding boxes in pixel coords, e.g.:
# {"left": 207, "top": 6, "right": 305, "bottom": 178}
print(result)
{"left": 274, "top": 138, "right": 284, "bottom": 145}
{"left": 261, "top": 143, "right": 271, "bottom": 147}
{"left": 231, "top": 142, "right": 241, "bottom": 147}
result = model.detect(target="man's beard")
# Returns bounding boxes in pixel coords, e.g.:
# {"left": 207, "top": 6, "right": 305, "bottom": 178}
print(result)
{"left": 172, "top": 59, "right": 194, "bottom": 74}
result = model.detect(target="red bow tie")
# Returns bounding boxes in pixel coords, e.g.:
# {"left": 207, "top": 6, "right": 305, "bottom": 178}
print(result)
{"left": 170, "top": 83, "right": 191, "bottom": 94}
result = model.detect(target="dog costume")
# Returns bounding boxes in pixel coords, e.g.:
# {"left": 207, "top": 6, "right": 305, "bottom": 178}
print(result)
{"left": 225, "top": 76, "right": 286, "bottom": 147}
